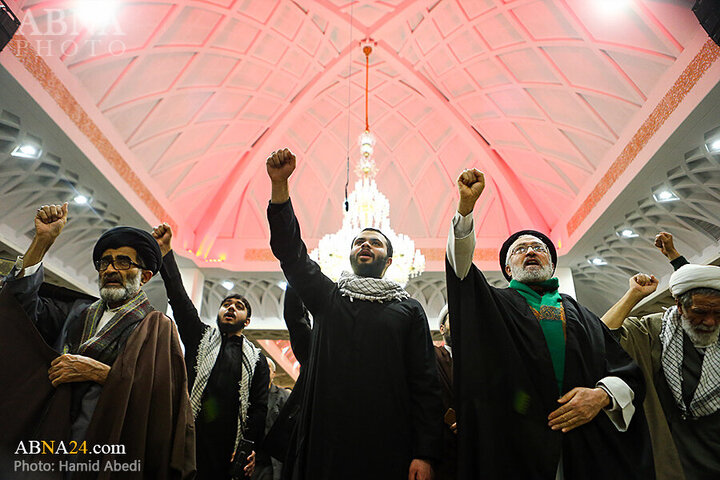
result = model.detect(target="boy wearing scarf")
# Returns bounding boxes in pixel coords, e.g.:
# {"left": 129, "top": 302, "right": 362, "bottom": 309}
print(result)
{"left": 265, "top": 148, "right": 442, "bottom": 480}
{"left": 446, "top": 169, "right": 653, "bottom": 479}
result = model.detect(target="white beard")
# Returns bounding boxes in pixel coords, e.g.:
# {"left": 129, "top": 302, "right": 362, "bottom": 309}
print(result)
{"left": 98, "top": 270, "right": 142, "bottom": 305}
{"left": 681, "top": 313, "right": 720, "bottom": 347}
{"left": 680, "top": 314, "right": 720, "bottom": 347}
{"left": 510, "top": 263, "right": 554, "bottom": 284}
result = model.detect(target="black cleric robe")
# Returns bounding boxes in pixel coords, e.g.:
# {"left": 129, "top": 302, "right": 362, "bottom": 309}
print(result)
{"left": 267, "top": 200, "right": 443, "bottom": 480}
{"left": 159, "top": 251, "right": 269, "bottom": 480}
{"left": 446, "top": 260, "right": 654, "bottom": 479}
{"left": 262, "top": 286, "right": 311, "bottom": 470}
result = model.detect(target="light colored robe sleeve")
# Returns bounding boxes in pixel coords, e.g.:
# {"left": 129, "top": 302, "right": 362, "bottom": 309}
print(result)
{"left": 597, "top": 376, "right": 635, "bottom": 432}
{"left": 447, "top": 211, "right": 475, "bottom": 280}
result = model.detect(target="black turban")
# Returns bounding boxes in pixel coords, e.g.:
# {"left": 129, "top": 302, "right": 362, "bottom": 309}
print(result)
{"left": 93, "top": 226, "right": 163, "bottom": 274}
{"left": 499, "top": 229, "right": 557, "bottom": 281}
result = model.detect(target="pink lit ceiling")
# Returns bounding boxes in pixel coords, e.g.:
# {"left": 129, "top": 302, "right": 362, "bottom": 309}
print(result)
{"left": 7, "top": 0, "right": 714, "bottom": 271}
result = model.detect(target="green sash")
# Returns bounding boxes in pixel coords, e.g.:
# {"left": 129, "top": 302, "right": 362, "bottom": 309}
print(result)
{"left": 509, "top": 278, "right": 565, "bottom": 394}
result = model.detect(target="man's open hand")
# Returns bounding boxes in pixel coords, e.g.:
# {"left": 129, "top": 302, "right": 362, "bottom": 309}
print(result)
{"left": 457, "top": 169, "right": 485, "bottom": 216}
{"left": 35, "top": 203, "right": 69, "bottom": 243}
{"left": 548, "top": 387, "right": 610, "bottom": 433}
{"left": 244, "top": 451, "right": 255, "bottom": 477}
{"left": 408, "top": 458, "right": 434, "bottom": 480}
{"left": 152, "top": 223, "right": 173, "bottom": 256}
{"left": 48, "top": 354, "right": 111, "bottom": 387}
{"left": 654, "top": 232, "right": 680, "bottom": 261}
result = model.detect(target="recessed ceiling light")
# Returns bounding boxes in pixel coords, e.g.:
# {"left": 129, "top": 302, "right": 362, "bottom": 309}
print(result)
{"left": 73, "top": 195, "right": 89, "bottom": 205}
{"left": 11, "top": 143, "right": 41, "bottom": 159}
{"left": 707, "top": 139, "right": 720, "bottom": 153}
{"left": 588, "top": 257, "right": 607, "bottom": 266}
{"left": 277, "top": 281, "right": 288, "bottom": 291}
{"left": 601, "top": 0, "right": 629, "bottom": 13}
{"left": 653, "top": 189, "right": 679, "bottom": 203}
{"left": 221, "top": 280, "right": 234, "bottom": 290}
{"left": 617, "top": 228, "right": 638, "bottom": 238}
{"left": 74, "top": 0, "right": 118, "bottom": 30}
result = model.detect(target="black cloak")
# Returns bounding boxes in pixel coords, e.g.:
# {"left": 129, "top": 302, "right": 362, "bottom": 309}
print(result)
{"left": 446, "top": 260, "right": 654, "bottom": 479}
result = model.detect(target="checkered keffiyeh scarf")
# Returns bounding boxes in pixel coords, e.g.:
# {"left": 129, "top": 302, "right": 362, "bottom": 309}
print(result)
{"left": 337, "top": 271, "right": 410, "bottom": 302}
{"left": 72, "top": 290, "right": 153, "bottom": 365}
{"left": 190, "top": 327, "right": 261, "bottom": 450}
{"left": 660, "top": 305, "right": 720, "bottom": 417}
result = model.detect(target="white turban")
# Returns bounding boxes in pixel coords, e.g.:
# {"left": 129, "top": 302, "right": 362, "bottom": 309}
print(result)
{"left": 668, "top": 264, "right": 720, "bottom": 297}
{"left": 438, "top": 304, "right": 449, "bottom": 324}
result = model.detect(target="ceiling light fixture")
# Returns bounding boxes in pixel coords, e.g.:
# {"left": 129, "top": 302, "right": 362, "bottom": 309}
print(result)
{"left": 600, "top": 0, "right": 629, "bottom": 13}
{"left": 11, "top": 143, "right": 42, "bottom": 159}
{"left": 73, "top": 195, "right": 89, "bottom": 205}
{"left": 309, "top": 44, "right": 425, "bottom": 286}
{"left": 707, "top": 139, "right": 720, "bottom": 153}
{"left": 589, "top": 257, "right": 607, "bottom": 266}
{"left": 277, "top": 281, "right": 288, "bottom": 291}
{"left": 653, "top": 189, "right": 679, "bottom": 203}
{"left": 74, "top": 0, "right": 118, "bottom": 30}
{"left": 617, "top": 228, "right": 638, "bottom": 238}
{"left": 221, "top": 280, "right": 234, "bottom": 291}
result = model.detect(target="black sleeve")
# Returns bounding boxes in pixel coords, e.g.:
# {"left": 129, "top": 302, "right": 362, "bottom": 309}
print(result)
{"left": 267, "top": 200, "right": 335, "bottom": 314}
{"left": 158, "top": 250, "right": 207, "bottom": 354}
{"left": 283, "top": 285, "right": 312, "bottom": 366}
{"left": 247, "top": 352, "right": 270, "bottom": 444}
{"left": 406, "top": 302, "right": 444, "bottom": 462}
{"left": 578, "top": 304, "right": 647, "bottom": 406}
{"left": 670, "top": 256, "right": 689, "bottom": 271}
{"left": 1, "top": 264, "right": 76, "bottom": 345}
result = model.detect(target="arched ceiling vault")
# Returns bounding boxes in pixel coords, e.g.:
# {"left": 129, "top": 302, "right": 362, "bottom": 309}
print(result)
{"left": 2, "top": 0, "right": 717, "bottom": 273}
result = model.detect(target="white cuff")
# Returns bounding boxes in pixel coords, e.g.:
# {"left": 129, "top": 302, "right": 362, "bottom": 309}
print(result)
{"left": 13, "top": 256, "right": 42, "bottom": 278}
{"left": 596, "top": 376, "right": 635, "bottom": 432}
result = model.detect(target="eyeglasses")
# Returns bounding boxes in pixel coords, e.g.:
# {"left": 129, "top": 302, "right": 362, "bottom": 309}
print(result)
{"left": 94, "top": 255, "right": 144, "bottom": 272}
{"left": 511, "top": 243, "right": 548, "bottom": 256}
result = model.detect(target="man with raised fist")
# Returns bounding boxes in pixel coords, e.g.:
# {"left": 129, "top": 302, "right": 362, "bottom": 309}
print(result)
{"left": 602, "top": 232, "right": 720, "bottom": 480}
{"left": 445, "top": 169, "right": 653, "bottom": 479}
{"left": 265, "top": 148, "right": 442, "bottom": 480}
{"left": 0, "top": 203, "right": 194, "bottom": 479}
{"left": 153, "top": 222, "right": 268, "bottom": 480}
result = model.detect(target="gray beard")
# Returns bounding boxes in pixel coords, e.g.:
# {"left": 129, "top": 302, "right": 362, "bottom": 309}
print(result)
{"left": 681, "top": 313, "right": 720, "bottom": 347}
{"left": 98, "top": 271, "right": 142, "bottom": 306}
{"left": 510, "top": 263, "right": 554, "bottom": 284}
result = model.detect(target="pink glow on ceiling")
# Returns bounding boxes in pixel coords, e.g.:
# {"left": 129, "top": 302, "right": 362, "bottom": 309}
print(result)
{"left": 15, "top": 0, "right": 703, "bottom": 270}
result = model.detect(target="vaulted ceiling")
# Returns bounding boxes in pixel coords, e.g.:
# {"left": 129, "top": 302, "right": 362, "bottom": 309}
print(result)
{"left": 4, "top": 0, "right": 717, "bottom": 276}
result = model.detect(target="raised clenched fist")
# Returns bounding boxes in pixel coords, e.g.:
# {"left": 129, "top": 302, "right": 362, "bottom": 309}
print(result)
{"left": 152, "top": 223, "right": 173, "bottom": 256}
{"left": 629, "top": 273, "right": 658, "bottom": 299}
{"left": 266, "top": 148, "right": 296, "bottom": 183}
{"left": 457, "top": 169, "right": 485, "bottom": 216}
{"left": 34, "top": 203, "right": 69, "bottom": 242}
{"left": 654, "top": 232, "right": 680, "bottom": 261}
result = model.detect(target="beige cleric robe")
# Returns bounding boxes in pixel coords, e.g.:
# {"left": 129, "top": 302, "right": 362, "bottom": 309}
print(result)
{"left": 615, "top": 313, "right": 685, "bottom": 480}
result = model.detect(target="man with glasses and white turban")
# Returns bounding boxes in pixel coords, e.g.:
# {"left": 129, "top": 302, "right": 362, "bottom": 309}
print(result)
{"left": 445, "top": 169, "right": 653, "bottom": 479}
{"left": 603, "top": 232, "right": 720, "bottom": 480}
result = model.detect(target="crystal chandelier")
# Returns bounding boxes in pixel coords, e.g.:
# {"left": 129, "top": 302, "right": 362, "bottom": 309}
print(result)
{"left": 310, "top": 45, "right": 425, "bottom": 286}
